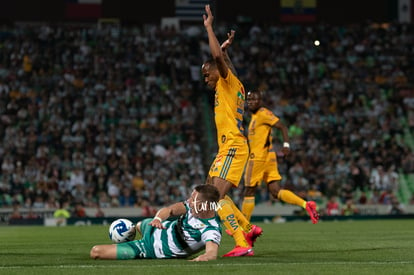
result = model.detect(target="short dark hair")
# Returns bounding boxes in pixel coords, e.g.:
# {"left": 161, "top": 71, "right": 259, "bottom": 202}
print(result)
{"left": 248, "top": 89, "right": 262, "bottom": 98}
{"left": 202, "top": 58, "right": 217, "bottom": 69}
{"left": 195, "top": 184, "right": 220, "bottom": 203}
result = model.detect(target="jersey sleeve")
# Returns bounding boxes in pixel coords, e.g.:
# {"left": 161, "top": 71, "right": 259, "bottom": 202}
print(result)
{"left": 201, "top": 227, "right": 221, "bottom": 246}
{"left": 260, "top": 108, "right": 279, "bottom": 127}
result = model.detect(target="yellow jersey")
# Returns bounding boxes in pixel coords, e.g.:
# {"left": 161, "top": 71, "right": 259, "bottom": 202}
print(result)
{"left": 248, "top": 107, "right": 279, "bottom": 161}
{"left": 214, "top": 69, "right": 246, "bottom": 147}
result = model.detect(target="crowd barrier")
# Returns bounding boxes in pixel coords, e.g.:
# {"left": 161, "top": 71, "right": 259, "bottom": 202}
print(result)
{"left": 2, "top": 204, "right": 414, "bottom": 226}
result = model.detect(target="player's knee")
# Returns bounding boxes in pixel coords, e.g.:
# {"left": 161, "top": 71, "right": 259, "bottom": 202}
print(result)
{"left": 268, "top": 181, "right": 282, "bottom": 197}
{"left": 136, "top": 221, "right": 142, "bottom": 235}
{"left": 212, "top": 178, "right": 231, "bottom": 198}
{"left": 244, "top": 186, "right": 256, "bottom": 196}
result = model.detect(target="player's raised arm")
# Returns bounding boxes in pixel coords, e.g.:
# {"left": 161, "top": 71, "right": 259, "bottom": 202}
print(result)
{"left": 221, "top": 30, "right": 237, "bottom": 76}
{"left": 203, "top": 4, "right": 228, "bottom": 79}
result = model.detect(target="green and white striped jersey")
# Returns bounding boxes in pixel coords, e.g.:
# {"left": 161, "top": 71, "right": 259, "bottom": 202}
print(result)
{"left": 148, "top": 202, "right": 222, "bottom": 258}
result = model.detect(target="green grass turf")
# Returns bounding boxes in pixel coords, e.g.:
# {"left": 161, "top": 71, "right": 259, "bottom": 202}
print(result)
{"left": 0, "top": 219, "right": 413, "bottom": 275}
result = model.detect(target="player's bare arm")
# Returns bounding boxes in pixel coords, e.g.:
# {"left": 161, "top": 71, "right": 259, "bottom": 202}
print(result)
{"left": 203, "top": 4, "right": 228, "bottom": 78}
{"left": 189, "top": 241, "right": 219, "bottom": 261}
{"left": 221, "top": 30, "right": 237, "bottom": 76}
{"left": 273, "top": 120, "right": 290, "bottom": 156}
{"left": 149, "top": 202, "right": 186, "bottom": 229}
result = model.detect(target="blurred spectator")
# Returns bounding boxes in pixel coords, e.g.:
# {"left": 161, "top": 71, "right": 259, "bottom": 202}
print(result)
{"left": 95, "top": 206, "right": 105, "bottom": 217}
{"left": 341, "top": 199, "right": 359, "bottom": 216}
{"left": 119, "top": 187, "right": 135, "bottom": 207}
{"left": 409, "top": 194, "right": 414, "bottom": 205}
{"left": 379, "top": 189, "right": 394, "bottom": 205}
{"left": 325, "top": 196, "right": 340, "bottom": 216}
{"left": 388, "top": 195, "right": 405, "bottom": 215}
{"left": 25, "top": 208, "right": 40, "bottom": 219}
{"left": 369, "top": 165, "right": 385, "bottom": 191}
{"left": 53, "top": 201, "right": 71, "bottom": 226}
{"left": 349, "top": 159, "right": 368, "bottom": 192}
{"left": 9, "top": 204, "right": 23, "bottom": 220}
{"left": 306, "top": 184, "right": 323, "bottom": 204}
{"left": 140, "top": 199, "right": 157, "bottom": 217}
{"left": 73, "top": 203, "right": 87, "bottom": 217}
{"left": 357, "top": 192, "right": 368, "bottom": 205}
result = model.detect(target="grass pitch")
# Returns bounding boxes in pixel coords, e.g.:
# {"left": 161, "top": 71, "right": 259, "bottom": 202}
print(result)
{"left": 0, "top": 219, "right": 413, "bottom": 275}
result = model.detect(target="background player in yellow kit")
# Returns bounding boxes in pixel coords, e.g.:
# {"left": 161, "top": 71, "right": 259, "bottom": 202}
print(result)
{"left": 241, "top": 89, "right": 320, "bottom": 224}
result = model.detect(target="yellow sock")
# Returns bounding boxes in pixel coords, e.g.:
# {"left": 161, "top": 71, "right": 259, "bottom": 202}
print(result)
{"left": 218, "top": 198, "right": 250, "bottom": 247}
{"left": 241, "top": 196, "right": 255, "bottom": 222}
{"left": 224, "top": 195, "right": 252, "bottom": 232}
{"left": 278, "top": 189, "right": 307, "bottom": 208}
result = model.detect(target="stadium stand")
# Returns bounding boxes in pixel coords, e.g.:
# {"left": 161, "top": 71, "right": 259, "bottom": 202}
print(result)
{"left": 0, "top": 21, "right": 413, "bottom": 223}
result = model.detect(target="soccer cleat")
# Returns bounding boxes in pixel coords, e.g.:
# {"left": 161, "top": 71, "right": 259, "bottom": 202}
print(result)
{"left": 245, "top": 249, "right": 255, "bottom": 256}
{"left": 244, "top": 224, "right": 263, "bottom": 247}
{"left": 225, "top": 229, "right": 232, "bottom": 236}
{"left": 222, "top": 246, "right": 253, "bottom": 257}
{"left": 306, "top": 201, "right": 320, "bottom": 224}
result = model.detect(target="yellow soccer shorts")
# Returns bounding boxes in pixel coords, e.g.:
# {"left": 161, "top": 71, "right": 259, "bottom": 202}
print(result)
{"left": 244, "top": 151, "right": 282, "bottom": 187}
{"left": 208, "top": 142, "right": 249, "bottom": 187}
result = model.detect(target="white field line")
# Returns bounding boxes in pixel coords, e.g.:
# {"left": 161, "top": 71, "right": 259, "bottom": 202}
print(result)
{"left": 1, "top": 261, "right": 414, "bottom": 269}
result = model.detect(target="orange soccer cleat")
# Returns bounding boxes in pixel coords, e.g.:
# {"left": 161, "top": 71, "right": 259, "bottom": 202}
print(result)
{"left": 244, "top": 224, "right": 263, "bottom": 247}
{"left": 305, "top": 201, "right": 320, "bottom": 224}
{"left": 222, "top": 246, "right": 254, "bottom": 257}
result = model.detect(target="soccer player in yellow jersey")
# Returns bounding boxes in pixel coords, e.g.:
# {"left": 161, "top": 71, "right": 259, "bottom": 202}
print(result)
{"left": 242, "top": 89, "right": 320, "bottom": 224}
{"left": 201, "top": 4, "right": 262, "bottom": 257}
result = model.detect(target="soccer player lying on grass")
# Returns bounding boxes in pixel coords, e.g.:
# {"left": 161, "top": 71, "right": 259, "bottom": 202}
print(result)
{"left": 90, "top": 184, "right": 222, "bottom": 261}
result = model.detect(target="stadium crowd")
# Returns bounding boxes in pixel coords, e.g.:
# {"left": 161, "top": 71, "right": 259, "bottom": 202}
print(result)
{"left": 1, "top": 21, "right": 414, "bottom": 218}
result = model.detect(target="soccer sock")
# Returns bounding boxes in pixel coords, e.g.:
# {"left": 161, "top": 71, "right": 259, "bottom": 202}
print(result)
{"left": 224, "top": 195, "right": 252, "bottom": 232}
{"left": 218, "top": 198, "right": 250, "bottom": 248}
{"left": 241, "top": 196, "right": 255, "bottom": 222}
{"left": 277, "top": 189, "right": 307, "bottom": 208}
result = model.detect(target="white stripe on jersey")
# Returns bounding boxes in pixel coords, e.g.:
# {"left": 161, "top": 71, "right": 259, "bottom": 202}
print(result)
{"left": 152, "top": 226, "right": 165, "bottom": 258}
{"left": 166, "top": 224, "right": 186, "bottom": 256}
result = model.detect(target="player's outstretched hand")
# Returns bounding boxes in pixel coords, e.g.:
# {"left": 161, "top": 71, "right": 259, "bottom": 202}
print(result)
{"left": 189, "top": 255, "right": 210, "bottom": 262}
{"left": 203, "top": 4, "right": 214, "bottom": 28}
{"left": 281, "top": 147, "right": 290, "bottom": 156}
{"left": 149, "top": 218, "right": 166, "bottom": 229}
{"left": 221, "top": 30, "right": 235, "bottom": 51}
